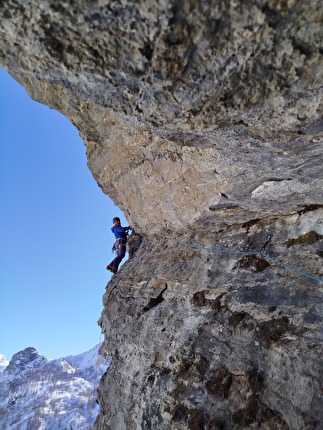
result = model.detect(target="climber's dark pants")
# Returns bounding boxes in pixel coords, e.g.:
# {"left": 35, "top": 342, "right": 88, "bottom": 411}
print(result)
{"left": 109, "top": 239, "right": 126, "bottom": 271}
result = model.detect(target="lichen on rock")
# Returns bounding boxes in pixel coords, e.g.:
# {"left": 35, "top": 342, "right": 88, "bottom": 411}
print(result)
{"left": 1, "top": 0, "right": 322, "bottom": 428}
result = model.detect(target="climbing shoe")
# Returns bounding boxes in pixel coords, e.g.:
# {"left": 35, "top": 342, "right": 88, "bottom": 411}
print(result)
{"left": 106, "top": 265, "right": 117, "bottom": 273}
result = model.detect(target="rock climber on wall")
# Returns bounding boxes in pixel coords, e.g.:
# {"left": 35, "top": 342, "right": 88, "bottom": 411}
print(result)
{"left": 106, "top": 217, "right": 132, "bottom": 273}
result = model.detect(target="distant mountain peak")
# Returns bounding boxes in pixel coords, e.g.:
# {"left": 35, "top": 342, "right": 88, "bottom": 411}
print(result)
{"left": 0, "top": 344, "right": 110, "bottom": 429}
{"left": 4, "top": 347, "right": 47, "bottom": 375}
{"left": 0, "top": 355, "right": 9, "bottom": 371}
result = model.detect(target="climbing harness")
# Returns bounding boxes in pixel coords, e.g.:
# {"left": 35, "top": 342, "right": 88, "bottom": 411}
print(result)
{"left": 112, "top": 238, "right": 126, "bottom": 253}
{"left": 136, "top": 235, "right": 323, "bottom": 283}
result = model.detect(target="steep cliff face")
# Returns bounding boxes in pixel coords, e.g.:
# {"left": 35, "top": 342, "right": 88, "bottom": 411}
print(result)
{"left": 0, "top": 1, "right": 322, "bottom": 429}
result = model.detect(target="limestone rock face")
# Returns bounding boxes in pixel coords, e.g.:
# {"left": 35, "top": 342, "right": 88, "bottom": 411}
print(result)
{"left": 0, "top": 1, "right": 322, "bottom": 429}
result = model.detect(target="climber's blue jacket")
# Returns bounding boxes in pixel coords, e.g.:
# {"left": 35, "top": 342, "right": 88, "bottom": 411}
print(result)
{"left": 111, "top": 225, "right": 130, "bottom": 241}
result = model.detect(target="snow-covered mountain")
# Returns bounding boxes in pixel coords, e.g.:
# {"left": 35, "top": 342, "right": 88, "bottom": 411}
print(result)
{"left": 0, "top": 355, "right": 9, "bottom": 372}
{"left": 0, "top": 345, "right": 110, "bottom": 430}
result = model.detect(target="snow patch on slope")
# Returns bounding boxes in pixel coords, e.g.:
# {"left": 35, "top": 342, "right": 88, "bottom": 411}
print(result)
{"left": 0, "top": 344, "right": 109, "bottom": 430}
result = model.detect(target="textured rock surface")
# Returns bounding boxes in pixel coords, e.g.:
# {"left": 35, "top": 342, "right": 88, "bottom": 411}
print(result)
{"left": 0, "top": 1, "right": 322, "bottom": 428}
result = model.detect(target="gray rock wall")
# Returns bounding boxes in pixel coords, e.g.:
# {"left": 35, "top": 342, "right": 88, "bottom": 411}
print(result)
{"left": 98, "top": 214, "right": 323, "bottom": 429}
{"left": 0, "top": 1, "right": 322, "bottom": 428}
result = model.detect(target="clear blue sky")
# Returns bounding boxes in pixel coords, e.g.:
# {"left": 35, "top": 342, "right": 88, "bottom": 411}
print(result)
{"left": 0, "top": 68, "right": 128, "bottom": 361}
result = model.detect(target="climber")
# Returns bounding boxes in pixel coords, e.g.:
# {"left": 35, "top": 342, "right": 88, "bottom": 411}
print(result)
{"left": 106, "top": 217, "right": 131, "bottom": 274}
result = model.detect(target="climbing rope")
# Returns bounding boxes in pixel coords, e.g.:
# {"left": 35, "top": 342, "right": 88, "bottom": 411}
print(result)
{"left": 260, "top": 251, "right": 323, "bottom": 283}
{"left": 136, "top": 236, "right": 323, "bottom": 283}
